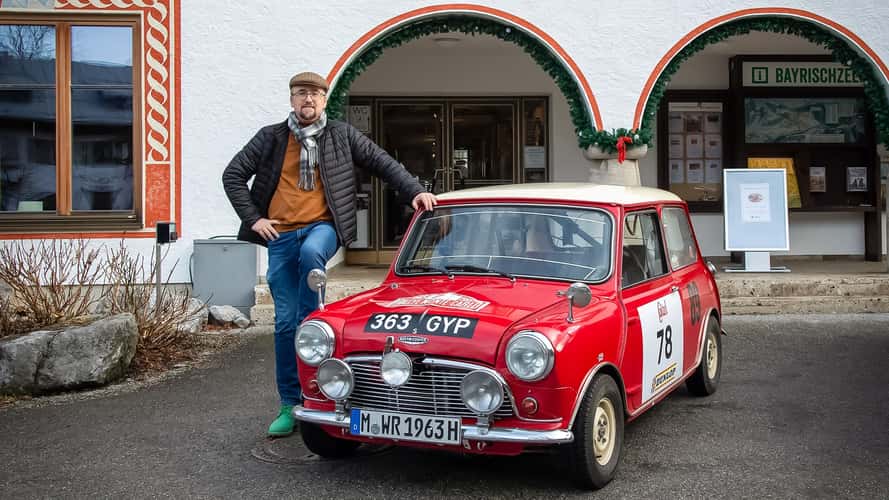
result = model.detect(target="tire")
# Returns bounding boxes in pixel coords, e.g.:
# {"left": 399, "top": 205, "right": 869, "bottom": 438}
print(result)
{"left": 686, "top": 316, "right": 722, "bottom": 396}
{"left": 301, "top": 422, "right": 361, "bottom": 459}
{"left": 565, "top": 374, "right": 624, "bottom": 490}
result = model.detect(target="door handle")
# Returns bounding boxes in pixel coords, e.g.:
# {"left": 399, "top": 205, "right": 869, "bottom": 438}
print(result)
{"left": 671, "top": 285, "right": 680, "bottom": 293}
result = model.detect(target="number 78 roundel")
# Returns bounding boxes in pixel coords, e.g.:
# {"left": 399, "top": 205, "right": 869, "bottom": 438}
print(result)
{"left": 638, "top": 290, "right": 685, "bottom": 403}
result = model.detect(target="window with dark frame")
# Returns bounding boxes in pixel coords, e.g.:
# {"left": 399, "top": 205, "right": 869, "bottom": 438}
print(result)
{"left": 0, "top": 15, "right": 140, "bottom": 232}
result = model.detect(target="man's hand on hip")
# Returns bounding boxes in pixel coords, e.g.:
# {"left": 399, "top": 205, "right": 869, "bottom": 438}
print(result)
{"left": 252, "top": 218, "right": 281, "bottom": 241}
{"left": 412, "top": 192, "right": 438, "bottom": 212}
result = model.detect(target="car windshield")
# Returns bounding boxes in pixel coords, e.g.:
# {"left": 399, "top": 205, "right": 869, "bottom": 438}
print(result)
{"left": 396, "top": 205, "right": 613, "bottom": 282}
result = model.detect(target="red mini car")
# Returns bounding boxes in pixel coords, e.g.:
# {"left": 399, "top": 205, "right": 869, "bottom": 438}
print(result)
{"left": 293, "top": 183, "right": 723, "bottom": 489}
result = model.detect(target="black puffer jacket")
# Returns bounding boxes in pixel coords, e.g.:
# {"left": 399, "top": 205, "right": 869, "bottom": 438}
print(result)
{"left": 222, "top": 119, "right": 424, "bottom": 247}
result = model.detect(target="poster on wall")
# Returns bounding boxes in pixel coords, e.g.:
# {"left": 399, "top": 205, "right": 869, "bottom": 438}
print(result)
{"left": 347, "top": 105, "right": 372, "bottom": 134}
{"left": 705, "top": 113, "right": 721, "bottom": 133}
{"left": 669, "top": 113, "right": 684, "bottom": 133}
{"left": 686, "top": 160, "right": 704, "bottom": 183}
{"left": 704, "top": 135, "right": 722, "bottom": 158}
{"left": 744, "top": 97, "right": 866, "bottom": 144}
{"left": 685, "top": 113, "right": 703, "bottom": 133}
{"left": 686, "top": 135, "right": 703, "bottom": 158}
{"left": 669, "top": 160, "right": 684, "bottom": 183}
{"left": 747, "top": 157, "right": 802, "bottom": 208}
{"left": 846, "top": 166, "right": 868, "bottom": 192}
{"left": 669, "top": 135, "right": 684, "bottom": 158}
{"left": 809, "top": 166, "right": 827, "bottom": 192}
{"left": 523, "top": 146, "right": 546, "bottom": 169}
{"left": 705, "top": 159, "right": 723, "bottom": 184}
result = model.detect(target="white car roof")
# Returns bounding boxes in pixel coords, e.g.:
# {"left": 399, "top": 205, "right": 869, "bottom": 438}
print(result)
{"left": 436, "top": 182, "right": 683, "bottom": 205}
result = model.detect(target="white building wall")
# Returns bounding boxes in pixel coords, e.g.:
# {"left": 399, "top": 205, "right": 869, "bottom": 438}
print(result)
{"left": 168, "top": 1, "right": 889, "bottom": 279}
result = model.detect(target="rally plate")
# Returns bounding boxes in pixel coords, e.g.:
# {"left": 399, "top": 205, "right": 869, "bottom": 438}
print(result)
{"left": 350, "top": 409, "right": 461, "bottom": 445}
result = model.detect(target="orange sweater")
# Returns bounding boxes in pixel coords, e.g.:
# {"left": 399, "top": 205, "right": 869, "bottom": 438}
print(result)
{"left": 268, "top": 135, "right": 333, "bottom": 233}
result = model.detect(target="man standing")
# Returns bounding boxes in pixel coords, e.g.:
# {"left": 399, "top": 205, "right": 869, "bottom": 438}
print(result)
{"left": 222, "top": 72, "right": 436, "bottom": 437}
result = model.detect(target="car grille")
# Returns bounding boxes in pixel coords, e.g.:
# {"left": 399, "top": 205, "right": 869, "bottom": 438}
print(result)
{"left": 347, "top": 359, "right": 515, "bottom": 419}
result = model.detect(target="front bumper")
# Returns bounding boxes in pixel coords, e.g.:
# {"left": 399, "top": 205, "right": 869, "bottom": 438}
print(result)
{"left": 293, "top": 406, "right": 574, "bottom": 444}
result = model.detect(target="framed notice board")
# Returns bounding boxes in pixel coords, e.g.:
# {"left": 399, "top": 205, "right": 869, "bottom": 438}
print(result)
{"left": 723, "top": 168, "right": 790, "bottom": 251}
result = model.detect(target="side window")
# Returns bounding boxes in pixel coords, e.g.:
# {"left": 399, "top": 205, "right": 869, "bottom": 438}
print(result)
{"left": 622, "top": 211, "right": 669, "bottom": 288}
{"left": 661, "top": 207, "right": 699, "bottom": 269}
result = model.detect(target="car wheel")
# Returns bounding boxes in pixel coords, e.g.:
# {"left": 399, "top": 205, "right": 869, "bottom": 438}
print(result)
{"left": 686, "top": 316, "right": 722, "bottom": 396}
{"left": 565, "top": 374, "right": 624, "bottom": 490}
{"left": 300, "top": 422, "right": 361, "bottom": 459}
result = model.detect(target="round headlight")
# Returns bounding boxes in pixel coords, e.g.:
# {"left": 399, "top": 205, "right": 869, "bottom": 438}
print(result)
{"left": 505, "top": 331, "right": 554, "bottom": 382}
{"left": 380, "top": 351, "right": 412, "bottom": 387}
{"left": 460, "top": 370, "right": 504, "bottom": 415}
{"left": 296, "top": 320, "right": 334, "bottom": 366}
{"left": 317, "top": 359, "right": 353, "bottom": 401}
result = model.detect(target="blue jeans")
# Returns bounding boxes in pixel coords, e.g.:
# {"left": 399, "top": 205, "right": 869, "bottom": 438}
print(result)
{"left": 266, "top": 221, "right": 338, "bottom": 406}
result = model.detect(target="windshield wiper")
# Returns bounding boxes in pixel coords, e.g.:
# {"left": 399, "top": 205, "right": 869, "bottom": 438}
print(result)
{"left": 401, "top": 264, "right": 452, "bottom": 276}
{"left": 445, "top": 264, "right": 515, "bottom": 281}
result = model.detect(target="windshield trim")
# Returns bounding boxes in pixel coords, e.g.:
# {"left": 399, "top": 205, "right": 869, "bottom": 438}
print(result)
{"left": 394, "top": 202, "right": 616, "bottom": 285}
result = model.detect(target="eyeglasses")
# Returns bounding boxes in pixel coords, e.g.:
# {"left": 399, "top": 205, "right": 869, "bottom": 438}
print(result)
{"left": 291, "top": 89, "right": 326, "bottom": 99}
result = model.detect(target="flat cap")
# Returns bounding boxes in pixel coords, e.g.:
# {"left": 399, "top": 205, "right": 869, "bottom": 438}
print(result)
{"left": 289, "top": 71, "right": 329, "bottom": 91}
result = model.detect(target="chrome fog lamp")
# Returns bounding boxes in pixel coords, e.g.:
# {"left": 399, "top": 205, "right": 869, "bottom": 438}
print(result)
{"left": 316, "top": 358, "right": 354, "bottom": 401}
{"left": 460, "top": 370, "right": 504, "bottom": 415}
{"left": 506, "top": 331, "right": 554, "bottom": 382}
{"left": 380, "top": 351, "right": 412, "bottom": 387}
{"left": 296, "top": 320, "right": 334, "bottom": 366}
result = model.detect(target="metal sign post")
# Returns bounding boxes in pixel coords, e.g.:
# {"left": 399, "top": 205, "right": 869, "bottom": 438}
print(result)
{"left": 155, "top": 222, "right": 178, "bottom": 316}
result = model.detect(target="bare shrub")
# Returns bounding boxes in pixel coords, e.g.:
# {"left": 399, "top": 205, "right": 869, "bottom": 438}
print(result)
{"left": 0, "top": 240, "right": 105, "bottom": 328}
{"left": 0, "top": 239, "right": 203, "bottom": 372}
{"left": 0, "top": 294, "right": 35, "bottom": 339}
{"left": 103, "top": 242, "right": 201, "bottom": 369}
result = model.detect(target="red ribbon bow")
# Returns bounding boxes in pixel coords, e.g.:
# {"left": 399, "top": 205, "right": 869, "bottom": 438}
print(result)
{"left": 616, "top": 136, "right": 634, "bottom": 164}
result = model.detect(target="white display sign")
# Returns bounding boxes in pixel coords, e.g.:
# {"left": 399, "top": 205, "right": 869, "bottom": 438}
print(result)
{"left": 724, "top": 169, "right": 790, "bottom": 252}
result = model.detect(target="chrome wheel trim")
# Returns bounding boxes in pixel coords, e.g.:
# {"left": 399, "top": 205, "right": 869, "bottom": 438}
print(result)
{"left": 706, "top": 332, "right": 719, "bottom": 380}
{"left": 593, "top": 397, "right": 616, "bottom": 465}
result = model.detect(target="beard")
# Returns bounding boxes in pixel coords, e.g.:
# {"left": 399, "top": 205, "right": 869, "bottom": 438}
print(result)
{"left": 298, "top": 105, "right": 319, "bottom": 123}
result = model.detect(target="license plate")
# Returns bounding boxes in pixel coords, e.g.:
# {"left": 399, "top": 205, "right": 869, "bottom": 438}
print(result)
{"left": 349, "top": 409, "right": 461, "bottom": 445}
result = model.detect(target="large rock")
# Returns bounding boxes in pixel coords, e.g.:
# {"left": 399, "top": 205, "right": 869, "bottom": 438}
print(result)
{"left": 209, "top": 305, "right": 250, "bottom": 329}
{"left": 0, "top": 313, "right": 138, "bottom": 395}
{"left": 178, "top": 298, "right": 209, "bottom": 334}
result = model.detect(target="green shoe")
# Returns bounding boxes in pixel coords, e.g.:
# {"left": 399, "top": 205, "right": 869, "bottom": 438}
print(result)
{"left": 267, "top": 405, "right": 295, "bottom": 437}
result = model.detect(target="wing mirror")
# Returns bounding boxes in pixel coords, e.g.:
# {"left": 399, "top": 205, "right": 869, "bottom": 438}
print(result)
{"left": 307, "top": 268, "right": 328, "bottom": 311}
{"left": 559, "top": 282, "right": 592, "bottom": 323}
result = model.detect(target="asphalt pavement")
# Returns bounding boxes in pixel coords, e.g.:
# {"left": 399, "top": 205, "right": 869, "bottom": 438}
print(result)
{"left": 2, "top": 314, "right": 888, "bottom": 499}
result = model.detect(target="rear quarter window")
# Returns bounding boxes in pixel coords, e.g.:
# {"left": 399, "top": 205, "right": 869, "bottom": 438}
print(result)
{"left": 661, "top": 207, "right": 699, "bottom": 269}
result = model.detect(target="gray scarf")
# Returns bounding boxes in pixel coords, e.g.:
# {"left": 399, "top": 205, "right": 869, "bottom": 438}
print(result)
{"left": 287, "top": 111, "right": 327, "bottom": 190}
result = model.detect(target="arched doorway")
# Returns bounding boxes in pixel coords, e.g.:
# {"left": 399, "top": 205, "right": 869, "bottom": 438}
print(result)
{"left": 633, "top": 10, "right": 889, "bottom": 262}
{"left": 325, "top": 6, "right": 602, "bottom": 265}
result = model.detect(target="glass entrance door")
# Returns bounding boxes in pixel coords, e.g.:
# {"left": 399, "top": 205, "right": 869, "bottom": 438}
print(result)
{"left": 378, "top": 103, "right": 444, "bottom": 247}
{"left": 345, "top": 98, "right": 528, "bottom": 265}
{"left": 451, "top": 103, "right": 516, "bottom": 191}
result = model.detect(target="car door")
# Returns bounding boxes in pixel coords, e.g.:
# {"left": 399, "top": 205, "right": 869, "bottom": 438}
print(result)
{"left": 660, "top": 205, "right": 707, "bottom": 376}
{"left": 620, "top": 209, "right": 684, "bottom": 415}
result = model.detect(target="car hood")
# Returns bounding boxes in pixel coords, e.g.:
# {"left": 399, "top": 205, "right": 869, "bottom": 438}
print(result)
{"left": 327, "top": 277, "right": 572, "bottom": 365}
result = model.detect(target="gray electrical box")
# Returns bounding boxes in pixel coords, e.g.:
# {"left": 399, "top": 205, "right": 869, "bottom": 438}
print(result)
{"left": 192, "top": 238, "right": 257, "bottom": 315}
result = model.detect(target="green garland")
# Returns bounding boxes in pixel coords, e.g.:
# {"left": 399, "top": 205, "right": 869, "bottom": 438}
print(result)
{"left": 328, "top": 15, "right": 889, "bottom": 153}
{"left": 326, "top": 15, "right": 594, "bottom": 147}
{"left": 639, "top": 17, "right": 889, "bottom": 148}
